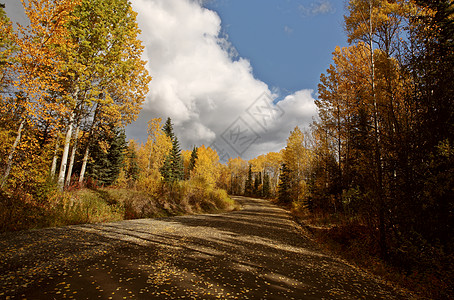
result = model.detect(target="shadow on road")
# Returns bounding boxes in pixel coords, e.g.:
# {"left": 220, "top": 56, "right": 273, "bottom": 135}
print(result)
{"left": 0, "top": 196, "right": 408, "bottom": 299}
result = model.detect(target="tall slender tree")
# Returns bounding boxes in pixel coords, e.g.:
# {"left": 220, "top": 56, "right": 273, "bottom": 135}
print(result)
{"left": 2, "top": 0, "right": 80, "bottom": 188}
{"left": 262, "top": 172, "right": 271, "bottom": 198}
{"left": 277, "top": 163, "right": 292, "bottom": 204}
{"left": 59, "top": 0, "right": 150, "bottom": 189}
{"left": 160, "top": 117, "right": 184, "bottom": 182}
{"left": 244, "top": 165, "right": 253, "bottom": 196}
{"left": 187, "top": 146, "right": 198, "bottom": 179}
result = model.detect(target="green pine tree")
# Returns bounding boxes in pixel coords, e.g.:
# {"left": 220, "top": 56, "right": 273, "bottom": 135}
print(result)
{"left": 262, "top": 172, "right": 271, "bottom": 198}
{"left": 87, "top": 127, "right": 126, "bottom": 186}
{"left": 163, "top": 117, "right": 174, "bottom": 139}
{"left": 244, "top": 165, "right": 253, "bottom": 196}
{"left": 160, "top": 117, "right": 184, "bottom": 182}
{"left": 278, "top": 163, "right": 292, "bottom": 204}
{"left": 187, "top": 146, "right": 198, "bottom": 179}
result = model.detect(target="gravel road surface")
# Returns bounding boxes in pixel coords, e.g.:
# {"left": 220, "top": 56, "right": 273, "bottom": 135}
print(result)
{"left": 0, "top": 196, "right": 409, "bottom": 299}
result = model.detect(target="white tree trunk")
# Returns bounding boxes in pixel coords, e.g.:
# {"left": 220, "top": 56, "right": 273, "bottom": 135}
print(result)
{"left": 57, "top": 112, "right": 75, "bottom": 190}
{"left": 50, "top": 135, "right": 60, "bottom": 179}
{"left": 65, "top": 126, "right": 80, "bottom": 188}
{"left": 78, "top": 103, "right": 100, "bottom": 185}
{"left": 78, "top": 145, "right": 89, "bottom": 185}
{"left": 1, "top": 119, "right": 25, "bottom": 188}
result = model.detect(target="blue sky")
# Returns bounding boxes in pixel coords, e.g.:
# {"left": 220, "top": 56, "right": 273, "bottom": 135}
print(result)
{"left": 5, "top": 0, "right": 350, "bottom": 159}
{"left": 202, "top": 0, "right": 349, "bottom": 95}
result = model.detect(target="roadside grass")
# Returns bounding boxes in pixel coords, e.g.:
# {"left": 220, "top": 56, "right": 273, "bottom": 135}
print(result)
{"left": 50, "top": 189, "right": 125, "bottom": 226}
{"left": 292, "top": 209, "right": 454, "bottom": 300}
{"left": 0, "top": 181, "right": 239, "bottom": 233}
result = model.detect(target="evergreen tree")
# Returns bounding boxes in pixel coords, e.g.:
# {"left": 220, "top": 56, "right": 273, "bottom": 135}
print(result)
{"left": 253, "top": 172, "right": 261, "bottom": 197}
{"left": 187, "top": 146, "right": 198, "bottom": 179}
{"left": 163, "top": 117, "right": 174, "bottom": 139}
{"left": 244, "top": 164, "right": 253, "bottom": 196}
{"left": 262, "top": 172, "right": 271, "bottom": 198}
{"left": 160, "top": 117, "right": 184, "bottom": 182}
{"left": 126, "top": 145, "right": 139, "bottom": 182}
{"left": 87, "top": 127, "right": 127, "bottom": 186}
{"left": 278, "top": 163, "right": 292, "bottom": 204}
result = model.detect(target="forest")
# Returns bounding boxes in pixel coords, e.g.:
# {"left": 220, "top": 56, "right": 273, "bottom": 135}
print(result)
{"left": 0, "top": 0, "right": 238, "bottom": 231}
{"left": 235, "top": 1, "right": 453, "bottom": 297}
{"left": 1, "top": 0, "right": 453, "bottom": 298}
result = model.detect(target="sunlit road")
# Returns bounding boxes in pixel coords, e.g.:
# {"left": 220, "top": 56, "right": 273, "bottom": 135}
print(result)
{"left": 0, "top": 196, "right": 408, "bottom": 299}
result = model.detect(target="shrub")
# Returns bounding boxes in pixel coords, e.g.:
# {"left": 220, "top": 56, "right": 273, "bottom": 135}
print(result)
{"left": 51, "top": 189, "right": 124, "bottom": 226}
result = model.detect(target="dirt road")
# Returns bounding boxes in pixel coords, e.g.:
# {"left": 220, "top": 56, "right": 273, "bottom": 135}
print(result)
{"left": 0, "top": 196, "right": 408, "bottom": 299}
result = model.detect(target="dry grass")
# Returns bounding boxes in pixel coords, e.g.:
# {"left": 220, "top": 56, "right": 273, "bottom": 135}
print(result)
{"left": 0, "top": 181, "right": 239, "bottom": 233}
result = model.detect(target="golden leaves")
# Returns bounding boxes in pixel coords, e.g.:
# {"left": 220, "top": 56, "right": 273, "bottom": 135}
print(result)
{"left": 191, "top": 145, "right": 220, "bottom": 187}
{"left": 281, "top": 126, "right": 313, "bottom": 202}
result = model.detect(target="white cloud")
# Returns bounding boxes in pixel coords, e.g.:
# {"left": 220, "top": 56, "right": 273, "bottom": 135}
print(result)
{"left": 298, "top": 0, "right": 335, "bottom": 17}
{"left": 243, "top": 90, "right": 317, "bottom": 158}
{"left": 4, "top": 0, "right": 318, "bottom": 160}
{"left": 128, "top": 0, "right": 317, "bottom": 159}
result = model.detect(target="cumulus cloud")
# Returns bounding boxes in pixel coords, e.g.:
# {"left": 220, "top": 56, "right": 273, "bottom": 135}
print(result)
{"left": 243, "top": 90, "right": 317, "bottom": 158}
{"left": 4, "top": 0, "right": 318, "bottom": 160}
{"left": 128, "top": 0, "right": 317, "bottom": 159}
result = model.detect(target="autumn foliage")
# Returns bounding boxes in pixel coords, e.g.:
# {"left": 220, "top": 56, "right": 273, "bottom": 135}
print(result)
{"left": 0, "top": 0, "right": 151, "bottom": 230}
{"left": 226, "top": 1, "right": 453, "bottom": 297}
{"left": 1, "top": 1, "right": 452, "bottom": 297}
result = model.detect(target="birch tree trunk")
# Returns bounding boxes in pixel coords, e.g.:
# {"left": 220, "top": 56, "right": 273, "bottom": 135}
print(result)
{"left": 1, "top": 119, "right": 25, "bottom": 188}
{"left": 78, "top": 104, "right": 100, "bottom": 185}
{"left": 50, "top": 135, "right": 61, "bottom": 179}
{"left": 367, "top": 0, "right": 386, "bottom": 258}
{"left": 65, "top": 125, "right": 80, "bottom": 188}
{"left": 78, "top": 144, "right": 90, "bottom": 185}
{"left": 57, "top": 111, "right": 75, "bottom": 190}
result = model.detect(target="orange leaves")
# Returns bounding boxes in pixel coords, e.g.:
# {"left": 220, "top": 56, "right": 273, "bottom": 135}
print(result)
{"left": 318, "top": 43, "right": 374, "bottom": 129}
{"left": 0, "top": 8, "right": 15, "bottom": 92}
{"left": 16, "top": 0, "right": 81, "bottom": 97}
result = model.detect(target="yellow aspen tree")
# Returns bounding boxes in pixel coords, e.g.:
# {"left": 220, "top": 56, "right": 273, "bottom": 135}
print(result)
{"left": 0, "top": 4, "right": 14, "bottom": 96}
{"left": 145, "top": 118, "right": 172, "bottom": 172}
{"left": 317, "top": 57, "right": 343, "bottom": 172}
{"left": 249, "top": 154, "right": 266, "bottom": 173}
{"left": 72, "top": 0, "right": 151, "bottom": 187}
{"left": 192, "top": 145, "right": 220, "bottom": 188}
{"left": 1, "top": 0, "right": 79, "bottom": 188}
{"left": 0, "top": 5, "right": 16, "bottom": 184}
{"left": 248, "top": 154, "right": 266, "bottom": 194}
{"left": 263, "top": 151, "right": 283, "bottom": 196}
{"left": 344, "top": 0, "right": 414, "bottom": 257}
{"left": 217, "top": 163, "right": 231, "bottom": 191}
{"left": 181, "top": 149, "right": 192, "bottom": 179}
{"left": 227, "top": 157, "right": 248, "bottom": 195}
{"left": 282, "top": 126, "right": 313, "bottom": 205}
{"left": 135, "top": 118, "right": 171, "bottom": 195}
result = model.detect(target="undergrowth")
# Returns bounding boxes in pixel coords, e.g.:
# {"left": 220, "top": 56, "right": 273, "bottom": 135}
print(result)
{"left": 293, "top": 210, "right": 454, "bottom": 300}
{"left": 0, "top": 181, "right": 238, "bottom": 233}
